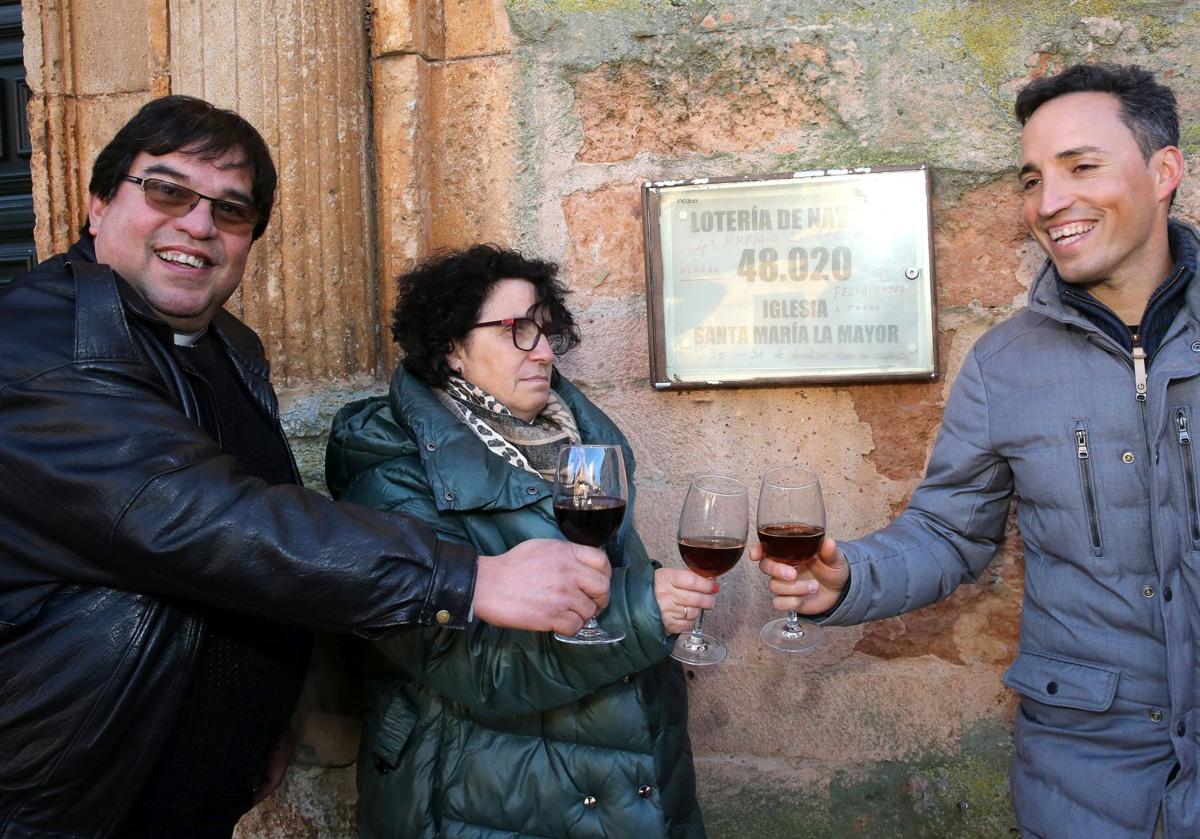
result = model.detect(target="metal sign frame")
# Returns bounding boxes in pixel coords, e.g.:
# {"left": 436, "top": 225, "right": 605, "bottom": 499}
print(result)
{"left": 642, "top": 164, "right": 939, "bottom": 390}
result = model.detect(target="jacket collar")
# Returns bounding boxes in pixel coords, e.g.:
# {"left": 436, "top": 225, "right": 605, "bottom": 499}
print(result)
{"left": 69, "top": 233, "right": 270, "bottom": 381}
{"left": 69, "top": 234, "right": 169, "bottom": 335}
{"left": 389, "top": 366, "right": 635, "bottom": 514}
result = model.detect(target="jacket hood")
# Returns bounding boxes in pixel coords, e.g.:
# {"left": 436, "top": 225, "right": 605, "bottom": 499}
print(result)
{"left": 326, "top": 366, "right": 635, "bottom": 514}
{"left": 325, "top": 394, "right": 415, "bottom": 499}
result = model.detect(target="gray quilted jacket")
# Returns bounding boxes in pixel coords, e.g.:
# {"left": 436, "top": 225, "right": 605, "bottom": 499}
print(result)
{"left": 829, "top": 222, "right": 1200, "bottom": 838}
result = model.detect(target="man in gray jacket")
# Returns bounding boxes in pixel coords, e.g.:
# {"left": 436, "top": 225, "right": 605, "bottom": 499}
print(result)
{"left": 757, "top": 64, "right": 1194, "bottom": 837}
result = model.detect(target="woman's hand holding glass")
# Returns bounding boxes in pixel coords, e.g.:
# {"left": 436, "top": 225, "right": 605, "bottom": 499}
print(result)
{"left": 653, "top": 567, "right": 718, "bottom": 636}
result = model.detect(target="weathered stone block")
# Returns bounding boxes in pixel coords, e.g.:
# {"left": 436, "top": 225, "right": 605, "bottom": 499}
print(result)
{"left": 555, "top": 297, "right": 650, "bottom": 388}
{"left": 443, "top": 0, "right": 514, "bottom": 58}
{"left": 696, "top": 719, "right": 1017, "bottom": 839}
{"left": 933, "top": 179, "right": 1030, "bottom": 309}
{"left": 561, "top": 182, "right": 645, "bottom": 303}
{"left": 372, "top": 0, "right": 442, "bottom": 59}
{"left": 841, "top": 329, "right": 962, "bottom": 484}
{"left": 27, "top": 93, "right": 83, "bottom": 256}
{"left": 373, "top": 53, "right": 432, "bottom": 374}
{"left": 72, "top": 0, "right": 157, "bottom": 94}
{"left": 572, "top": 38, "right": 835, "bottom": 162}
{"left": 279, "top": 378, "right": 386, "bottom": 491}
{"left": 233, "top": 765, "right": 357, "bottom": 838}
{"left": 428, "top": 55, "right": 518, "bottom": 248}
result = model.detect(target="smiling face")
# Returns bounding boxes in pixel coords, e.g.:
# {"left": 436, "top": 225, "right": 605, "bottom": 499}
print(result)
{"left": 1019, "top": 91, "right": 1183, "bottom": 294}
{"left": 447, "top": 278, "right": 555, "bottom": 422}
{"left": 88, "top": 148, "right": 256, "bottom": 332}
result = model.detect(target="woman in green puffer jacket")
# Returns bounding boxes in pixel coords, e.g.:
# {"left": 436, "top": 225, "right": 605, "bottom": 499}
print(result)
{"left": 325, "top": 245, "right": 713, "bottom": 838}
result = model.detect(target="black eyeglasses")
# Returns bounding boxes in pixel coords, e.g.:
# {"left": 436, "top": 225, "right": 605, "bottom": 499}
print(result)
{"left": 122, "top": 176, "right": 260, "bottom": 233}
{"left": 469, "top": 317, "right": 570, "bottom": 355}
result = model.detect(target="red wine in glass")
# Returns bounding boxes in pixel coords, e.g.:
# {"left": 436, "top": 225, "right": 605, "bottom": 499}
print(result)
{"left": 678, "top": 536, "right": 744, "bottom": 578}
{"left": 758, "top": 466, "right": 826, "bottom": 653}
{"left": 671, "top": 475, "right": 748, "bottom": 667}
{"left": 553, "top": 496, "right": 626, "bottom": 548}
{"left": 756, "top": 523, "right": 824, "bottom": 566}
{"left": 553, "top": 445, "right": 628, "bottom": 646}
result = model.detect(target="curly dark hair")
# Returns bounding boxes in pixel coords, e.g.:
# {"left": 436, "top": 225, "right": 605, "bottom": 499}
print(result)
{"left": 392, "top": 244, "right": 581, "bottom": 387}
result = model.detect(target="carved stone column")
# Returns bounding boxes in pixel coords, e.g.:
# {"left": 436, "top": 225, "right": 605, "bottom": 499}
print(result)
{"left": 168, "top": 0, "right": 377, "bottom": 383}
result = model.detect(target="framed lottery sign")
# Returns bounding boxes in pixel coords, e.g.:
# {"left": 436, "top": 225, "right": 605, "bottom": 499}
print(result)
{"left": 642, "top": 165, "right": 938, "bottom": 390}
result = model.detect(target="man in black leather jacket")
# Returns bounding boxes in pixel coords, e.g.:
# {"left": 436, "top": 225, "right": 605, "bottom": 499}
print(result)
{"left": 0, "top": 96, "right": 611, "bottom": 838}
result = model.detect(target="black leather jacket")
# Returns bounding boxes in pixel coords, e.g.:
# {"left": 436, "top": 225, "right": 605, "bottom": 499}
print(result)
{"left": 0, "top": 240, "right": 477, "bottom": 838}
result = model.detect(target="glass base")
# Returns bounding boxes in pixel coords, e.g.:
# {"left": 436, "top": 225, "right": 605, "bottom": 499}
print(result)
{"left": 554, "top": 623, "right": 625, "bottom": 645}
{"left": 671, "top": 632, "right": 728, "bottom": 666}
{"left": 760, "top": 617, "right": 823, "bottom": 653}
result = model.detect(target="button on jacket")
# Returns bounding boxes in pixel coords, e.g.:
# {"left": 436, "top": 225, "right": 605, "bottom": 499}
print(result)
{"left": 0, "top": 239, "right": 477, "bottom": 838}
{"left": 828, "top": 221, "right": 1200, "bottom": 837}
{"left": 325, "top": 366, "right": 704, "bottom": 839}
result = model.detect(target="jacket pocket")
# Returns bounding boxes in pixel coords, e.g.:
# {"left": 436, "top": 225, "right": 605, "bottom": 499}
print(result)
{"left": 1073, "top": 420, "right": 1105, "bottom": 556}
{"left": 1174, "top": 406, "right": 1200, "bottom": 548}
{"left": 1002, "top": 650, "right": 1120, "bottom": 712}
{"left": 369, "top": 692, "right": 417, "bottom": 774}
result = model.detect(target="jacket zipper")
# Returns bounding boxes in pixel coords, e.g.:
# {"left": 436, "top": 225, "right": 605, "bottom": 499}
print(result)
{"left": 1177, "top": 408, "right": 1200, "bottom": 544}
{"left": 1075, "top": 424, "right": 1103, "bottom": 552}
{"left": 1132, "top": 331, "right": 1150, "bottom": 430}
{"left": 1132, "top": 336, "right": 1148, "bottom": 400}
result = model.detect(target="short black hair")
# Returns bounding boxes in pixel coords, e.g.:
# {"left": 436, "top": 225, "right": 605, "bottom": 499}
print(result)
{"left": 392, "top": 244, "right": 581, "bottom": 387}
{"left": 1015, "top": 63, "right": 1179, "bottom": 160}
{"left": 88, "top": 95, "right": 277, "bottom": 240}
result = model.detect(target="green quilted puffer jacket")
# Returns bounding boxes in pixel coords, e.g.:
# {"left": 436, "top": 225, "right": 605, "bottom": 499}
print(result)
{"left": 325, "top": 366, "right": 704, "bottom": 839}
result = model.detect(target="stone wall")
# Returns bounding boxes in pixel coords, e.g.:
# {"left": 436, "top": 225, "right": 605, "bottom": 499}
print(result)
{"left": 21, "top": 0, "right": 1200, "bottom": 836}
{"left": 250, "top": 2, "right": 1200, "bottom": 835}
{"left": 465, "top": 3, "right": 1198, "bottom": 835}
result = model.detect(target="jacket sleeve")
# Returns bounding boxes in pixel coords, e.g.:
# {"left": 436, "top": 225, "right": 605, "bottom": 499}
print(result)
{"left": 0, "top": 358, "right": 477, "bottom": 637}
{"left": 345, "top": 472, "right": 674, "bottom": 717}
{"left": 827, "top": 346, "right": 1014, "bottom": 626}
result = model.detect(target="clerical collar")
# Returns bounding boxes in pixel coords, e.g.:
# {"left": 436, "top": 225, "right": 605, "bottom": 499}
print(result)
{"left": 173, "top": 327, "right": 208, "bottom": 347}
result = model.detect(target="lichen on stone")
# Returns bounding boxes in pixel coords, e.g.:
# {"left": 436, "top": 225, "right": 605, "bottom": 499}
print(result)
{"left": 1135, "top": 14, "right": 1173, "bottom": 50}
{"left": 1181, "top": 124, "right": 1200, "bottom": 155}
{"left": 912, "top": 0, "right": 1125, "bottom": 90}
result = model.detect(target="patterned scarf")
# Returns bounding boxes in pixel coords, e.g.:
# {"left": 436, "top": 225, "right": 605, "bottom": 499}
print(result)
{"left": 435, "top": 376, "right": 582, "bottom": 482}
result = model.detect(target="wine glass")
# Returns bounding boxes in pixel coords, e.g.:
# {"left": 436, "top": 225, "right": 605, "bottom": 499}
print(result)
{"left": 758, "top": 465, "right": 826, "bottom": 653}
{"left": 672, "top": 474, "right": 748, "bottom": 666}
{"left": 552, "top": 444, "right": 628, "bottom": 645}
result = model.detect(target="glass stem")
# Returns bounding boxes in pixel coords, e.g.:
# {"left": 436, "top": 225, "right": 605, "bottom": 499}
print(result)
{"left": 582, "top": 617, "right": 600, "bottom": 630}
{"left": 785, "top": 610, "right": 805, "bottom": 634}
{"left": 691, "top": 608, "right": 707, "bottom": 639}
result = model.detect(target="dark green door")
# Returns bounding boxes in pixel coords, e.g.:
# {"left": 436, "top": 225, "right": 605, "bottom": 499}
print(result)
{"left": 0, "top": 0, "right": 34, "bottom": 287}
